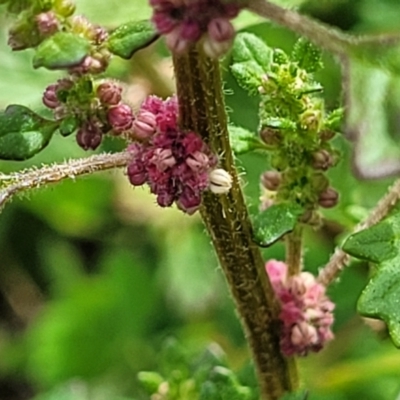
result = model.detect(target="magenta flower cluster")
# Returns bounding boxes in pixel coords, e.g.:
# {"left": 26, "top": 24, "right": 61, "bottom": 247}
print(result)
{"left": 265, "top": 260, "right": 335, "bottom": 356}
{"left": 127, "top": 96, "right": 218, "bottom": 214}
{"left": 150, "top": 0, "right": 242, "bottom": 57}
{"left": 43, "top": 78, "right": 134, "bottom": 150}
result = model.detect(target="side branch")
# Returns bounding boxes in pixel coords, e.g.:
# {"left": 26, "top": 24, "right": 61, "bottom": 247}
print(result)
{"left": 0, "top": 152, "right": 132, "bottom": 210}
{"left": 246, "top": 0, "right": 400, "bottom": 57}
{"left": 318, "top": 178, "right": 400, "bottom": 286}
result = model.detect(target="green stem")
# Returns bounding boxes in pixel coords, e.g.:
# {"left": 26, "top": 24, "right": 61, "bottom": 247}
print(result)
{"left": 285, "top": 225, "right": 303, "bottom": 276}
{"left": 173, "top": 46, "right": 298, "bottom": 400}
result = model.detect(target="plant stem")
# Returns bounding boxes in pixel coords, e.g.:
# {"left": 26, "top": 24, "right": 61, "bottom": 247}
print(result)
{"left": 285, "top": 225, "right": 303, "bottom": 276}
{"left": 0, "top": 152, "right": 131, "bottom": 210}
{"left": 246, "top": 0, "right": 352, "bottom": 55}
{"left": 246, "top": 0, "right": 400, "bottom": 59}
{"left": 173, "top": 46, "right": 298, "bottom": 399}
{"left": 318, "top": 178, "right": 400, "bottom": 286}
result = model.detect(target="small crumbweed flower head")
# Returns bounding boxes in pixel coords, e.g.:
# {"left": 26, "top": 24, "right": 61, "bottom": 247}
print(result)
{"left": 127, "top": 95, "right": 228, "bottom": 214}
{"left": 150, "top": 0, "right": 242, "bottom": 57}
{"left": 265, "top": 260, "right": 335, "bottom": 356}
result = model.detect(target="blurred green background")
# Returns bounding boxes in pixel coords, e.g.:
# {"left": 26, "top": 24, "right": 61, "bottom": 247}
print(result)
{"left": 1, "top": 0, "right": 400, "bottom": 399}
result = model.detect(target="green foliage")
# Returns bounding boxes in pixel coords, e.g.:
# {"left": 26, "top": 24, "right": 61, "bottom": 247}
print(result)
{"left": 252, "top": 203, "right": 304, "bottom": 246}
{"left": 342, "top": 211, "right": 400, "bottom": 347}
{"left": 228, "top": 125, "right": 266, "bottom": 155}
{"left": 279, "top": 390, "right": 309, "bottom": 400}
{"left": 107, "top": 20, "right": 159, "bottom": 59}
{"left": 0, "top": 104, "right": 58, "bottom": 160}
{"left": 137, "top": 339, "right": 255, "bottom": 400}
{"left": 32, "top": 32, "right": 91, "bottom": 70}
{"left": 230, "top": 33, "right": 273, "bottom": 95}
{"left": 26, "top": 248, "right": 157, "bottom": 386}
{"left": 342, "top": 219, "right": 399, "bottom": 263}
{"left": 291, "top": 38, "right": 322, "bottom": 73}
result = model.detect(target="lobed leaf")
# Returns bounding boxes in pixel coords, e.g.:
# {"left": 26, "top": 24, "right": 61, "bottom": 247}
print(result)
{"left": 342, "top": 212, "right": 400, "bottom": 347}
{"left": 342, "top": 219, "right": 398, "bottom": 263}
{"left": 358, "top": 256, "right": 400, "bottom": 347}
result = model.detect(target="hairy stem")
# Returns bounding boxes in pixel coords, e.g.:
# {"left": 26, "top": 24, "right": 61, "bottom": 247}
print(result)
{"left": 246, "top": 0, "right": 351, "bottom": 55}
{"left": 246, "top": 0, "right": 400, "bottom": 58}
{"left": 173, "top": 46, "right": 298, "bottom": 399}
{"left": 0, "top": 152, "right": 132, "bottom": 210}
{"left": 318, "top": 178, "right": 400, "bottom": 286}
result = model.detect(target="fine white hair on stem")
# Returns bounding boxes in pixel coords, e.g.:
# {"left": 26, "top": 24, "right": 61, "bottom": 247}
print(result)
{"left": 318, "top": 178, "right": 400, "bottom": 286}
{"left": 0, "top": 151, "right": 133, "bottom": 211}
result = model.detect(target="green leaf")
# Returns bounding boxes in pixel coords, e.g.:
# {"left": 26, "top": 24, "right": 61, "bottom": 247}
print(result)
{"left": 33, "top": 32, "right": 91, "bottom": 70}
{"left": 107, "top": 19, "right": 159, "bottom": 59}
{"left": 232, "top": 32, "right": 273, "bottom": 69}
{"left": 344, "top": 211, "right": 400, "bottom": 348}
{"left": 0, "top": 105, "right": 58, "bottom": 160}
{"left": 252, "top": 203, "right": 303, "bottom": 246}
{"left": 292, "top": 37, "right": 322, "bottom": 73}
{"left": 230, "top": 61, "right": 264, "bottom": 95}
{"left": 228, "top": 125, "right": 264, "bottom": 155}
{"left": 358, "top": 255, "right": 400, "bottom": 347}
{"left": 342, "top": 219, "right": 399, "bottom": 263}
{"left": 58, "top": 116, "right": 79, "bottom": 137}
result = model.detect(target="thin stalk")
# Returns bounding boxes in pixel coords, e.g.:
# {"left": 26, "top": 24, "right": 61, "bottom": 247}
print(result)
{"left": 173, "top": 45, "right": 298, "bottom": 399}
{"left": 285, "top": 225, "right": 303, "bottom": 276}
{"left": 0, "top": 152, "right": 132, "bottom": 210}
{"left": 246, "top": 0, "right": 352, "bottom": 56}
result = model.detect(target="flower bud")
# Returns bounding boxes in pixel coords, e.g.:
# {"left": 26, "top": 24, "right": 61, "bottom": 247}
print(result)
{"left": 209, "top": 168, "right": 232, "bottom": 194}
{"left": 76, "top": 122, "right": 102, "bottom": 151}
{"left": 259, "top": 127, "right": 281, "bottom": 146}
{"left": 186, "top": 151, "right": 210, "bottom": 173}
{"left": 261, "top": 171, "right": 281, "bottom": 191}
{"left": 177, "top": 186, "right": 202, "bottom": 215}
{"left": 319, "top": 129, "right": 336, "bottom": 142}
{"left": 107, "top": 103, "right": 134, "bottom": 133}
{"left": 127, "top": 163, "right": 147, "bottom": 186}
{"left": 312, "top": 149, "right": 334, "bottom": 171}
{"left": 300, "top": 109, "right": 322, "bottom": 132}
{"left": 150, "top": 148, "right": 176, "bottom": 171}
{"left": 35, "top": 12, "right": 59, "bottom": 36}
{"left": 53, "top": 0, "right": 76, "bottom": 17}
{"left": 165, "top": 28, "right": 190, "bottom": 54}
{"left": 180, "top": 20, "right": 201, "bottom": 41}
{"left": 208, "top": 18, "right": 235, "bottom": 43}
{"left": 132, "top": 111, "right": 157, "bottom": 140}
{"left": 96, "top": 81, "right": 122, "bottom": 105}
{"left": 202, "top": 35, "right": 232, "bottom": 59}
{"left": 318, "top": 187, "right": 339, "bottom": 208}
{"left": 42, "top": 84, "right": 60, "bottom": 109}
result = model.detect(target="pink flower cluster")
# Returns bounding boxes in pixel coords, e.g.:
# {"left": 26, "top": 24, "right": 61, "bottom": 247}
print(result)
{"left": 265, "top": 260, "right": 335, "bottom": 356}
{"left": 127, "top": 96, "right": 218, "bottom": 214}
{"left": 150, "top": 0, "right": 242, "bottom": 57}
